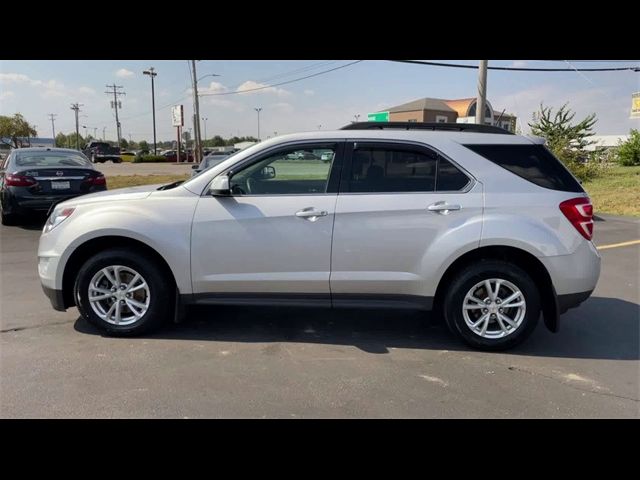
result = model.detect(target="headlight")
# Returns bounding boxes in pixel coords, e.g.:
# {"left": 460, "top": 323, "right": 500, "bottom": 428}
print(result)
{"left": 43, "top": 206, "right": 75, "bottom": 233}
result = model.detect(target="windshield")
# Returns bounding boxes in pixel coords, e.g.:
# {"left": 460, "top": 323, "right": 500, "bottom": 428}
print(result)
{"left": 15, "top": 151, "right": 92, "bottom": 167}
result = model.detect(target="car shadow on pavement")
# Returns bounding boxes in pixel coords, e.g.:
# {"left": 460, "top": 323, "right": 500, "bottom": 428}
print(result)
{"left": 74, "top": 296, "right": 639, "bottom": 360}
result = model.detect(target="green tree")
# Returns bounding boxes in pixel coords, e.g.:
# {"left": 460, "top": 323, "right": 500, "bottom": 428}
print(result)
{"left": 617, "top": 129, "right": 640, "bottom": 166}
{"left": 119, "top": 138, "right": 129, "bottom": 149}
{"left": 0, "top": 113, "right": 38, "bottom": 148}
{"left": 55, "top": 132, "right": 68, "bottom": 148}
{"left": 211, "top": 135, "right": 225, "bottom": 147}
{"left": 138, "top": 140, "right": 149, "bottom": 152}
{"left": 528, "top": 103, "right": 602, "bottom": 181}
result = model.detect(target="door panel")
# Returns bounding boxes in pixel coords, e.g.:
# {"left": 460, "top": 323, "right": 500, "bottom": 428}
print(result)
{"left": 330, "top": 186, "right": 483, "bottom": 297}
{"left": 191, "top": 195, "right": 337, "bottom": 294}
{"left": 330, "top": 141, "right": 483, "bottom": 299}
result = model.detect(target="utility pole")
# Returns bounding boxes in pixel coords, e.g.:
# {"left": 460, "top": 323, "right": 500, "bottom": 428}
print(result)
{"left": 143, "top": 67, "right": 158, "bottom": 155}
{"left": 254, "top": 107, "right": 262, "bottom": 141}
{"left": 105, "top": 84, "right": 126, "bottom": 148}
{"left": 202, "top": 117, "right": 208, "bottom": 144}
{"left": 70, "top": 103, "right": 83, "bottom": 150}
{"left": 476, "top": 60, "right": 488, "bottom": 126}
{"left": 93, "top": 127, "right": 97, "bottom": 139}
{"left": 48, "top": 113, "right": 57, "bottom": 143}
{"left": 190, "top": 60, "right": 203, "bottom": 163}
{"left": 102, "top": 126, "right": 106, "bottom": 140}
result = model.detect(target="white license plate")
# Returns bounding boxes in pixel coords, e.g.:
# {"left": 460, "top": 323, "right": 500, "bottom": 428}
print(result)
{"left": 51, "top": 181, "right": 70, "bottom": 190}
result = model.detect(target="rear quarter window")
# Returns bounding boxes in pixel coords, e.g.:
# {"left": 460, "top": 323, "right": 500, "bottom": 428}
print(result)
{"left": 464, "top": 144, "right": 584, "bottom": 193}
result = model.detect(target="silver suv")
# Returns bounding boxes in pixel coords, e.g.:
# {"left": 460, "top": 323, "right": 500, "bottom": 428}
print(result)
{"left": 38, "top": 123, "right": 600, "bottom": 350}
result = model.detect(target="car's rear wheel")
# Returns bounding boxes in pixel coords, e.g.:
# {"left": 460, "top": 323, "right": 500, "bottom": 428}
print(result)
{"left": 443, "top": 260, "right": 540, "bottom": 351}
{"left": 1, "top": 206, "right": 19, "bottom": 226}
{"left": 74, "top": 248, "right": 173, "bottom": 336}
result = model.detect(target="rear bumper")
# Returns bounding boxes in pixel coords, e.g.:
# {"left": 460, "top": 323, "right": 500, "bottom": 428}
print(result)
{"left": 42, "top": 284, "right": 66, "bottom": 311}
{"left": 5, "top": 188, "right": 106, "bottom": 214}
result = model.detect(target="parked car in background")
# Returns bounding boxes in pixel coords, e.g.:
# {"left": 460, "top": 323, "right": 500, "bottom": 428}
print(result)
{"left": 191, "top": 153, "right": 231, "bottom": 177}
{"left": 120, "top": 151, "right": 137, "bottom": 162}
{"left": 1, "top": 147, "right": 106, "bottom": 225}
{"left": 162, "top": 150, "right": 194, "bottom": 162}
{"left": 82, "top": 141, "right": 122, "bottom": 164}
{"left": 38, "top": 122, "right": 600, "bottom": 351}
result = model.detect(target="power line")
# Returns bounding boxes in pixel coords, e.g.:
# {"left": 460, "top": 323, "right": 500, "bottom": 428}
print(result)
{"left": 117, "top": 61, "right": 352, "bottom": 122}
{"left": 388, "top": 60, "right": 640, "bottom": 72}
{"left": 198, "top": 60, "right": 364, "bottom": 96}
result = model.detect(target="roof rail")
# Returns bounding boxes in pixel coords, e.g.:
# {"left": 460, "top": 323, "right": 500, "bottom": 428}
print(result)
{"left": 340, "top": 121, "right": 513, "bottom": 135}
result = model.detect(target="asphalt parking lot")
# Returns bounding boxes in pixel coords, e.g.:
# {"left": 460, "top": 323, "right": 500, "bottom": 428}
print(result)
{"left": 0, "top": 215, "right": 638, "bottom": 418}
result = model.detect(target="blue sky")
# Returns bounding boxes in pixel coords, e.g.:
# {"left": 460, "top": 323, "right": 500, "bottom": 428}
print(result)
{"left": 1, "top": 60, "right": 638, "bottom": 142}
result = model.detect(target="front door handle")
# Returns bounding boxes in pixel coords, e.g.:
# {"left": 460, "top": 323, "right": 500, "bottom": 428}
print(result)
{"left": 295, "top": 207, "right": 328, "bottom": 222}
{"left": 428, "top": 201, "right": 461, "bottom": 215}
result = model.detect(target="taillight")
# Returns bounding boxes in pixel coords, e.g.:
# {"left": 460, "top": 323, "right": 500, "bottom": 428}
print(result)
{"left": 559, "top": 197, "right": 594, "bottom": 240}
{"left": 5, "top": 173, "right": 37, "bottom": 187}
{"left": 84, "top": 174, "right": 106, "bottom": 186}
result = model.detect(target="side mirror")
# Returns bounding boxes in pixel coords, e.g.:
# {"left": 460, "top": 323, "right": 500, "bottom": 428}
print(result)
{"left": 259, "top": 166, "right": 276, "bottom": 179}
{"left": 210, "top": 175, "right": 231, "bottom": 196}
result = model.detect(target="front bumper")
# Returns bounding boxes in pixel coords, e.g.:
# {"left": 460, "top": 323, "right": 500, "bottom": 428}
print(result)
{"left": 42, "top": 284, "right": 66, "bottom": 311}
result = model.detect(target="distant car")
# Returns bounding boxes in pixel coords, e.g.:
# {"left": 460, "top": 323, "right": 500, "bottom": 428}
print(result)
{"left": 1, "top": 147, "right": 107, "bottom": 225}
{"left": 120, "top": 151, "right": 137, "bottom": 161}
{"left": 191, "top": 154, "right": 231, "bottom": 177}
{"left": 162, "top": 150, "right": 193, "bottom": 162}
{"left": 82, "top": 141, "right": 122, "bottom": 164}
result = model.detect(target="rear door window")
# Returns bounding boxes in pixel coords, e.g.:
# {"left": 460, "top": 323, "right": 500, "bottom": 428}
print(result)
{"left": 464, "top": 143, "right": 584, "bottom": 192}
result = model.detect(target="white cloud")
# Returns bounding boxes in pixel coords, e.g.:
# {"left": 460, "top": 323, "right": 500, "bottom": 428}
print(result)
{"left": 78, "top": 86, "right": 96, "bottom": 95}
{"left": 198, "top": 81, "right": 229, "bottom": 95}
{"left": 304, "top": 89, "right": 315, "bottom": 96}
{"left": 0, "top": 72, "right": 68, "bottom": 98}
{"left": 511, "top": 61, "right": 528, "bottom": 68}
{"left": 115, "top": 68, "right": 134, "bottom": 78}
{"left": 0, "top": 73, "right": 32, "bottom": 84}
{"left": 236, "top": 80, "right": 290, "bottom": 97}
{"left": 0, "top": 91, "right": 15, "bottom": 100}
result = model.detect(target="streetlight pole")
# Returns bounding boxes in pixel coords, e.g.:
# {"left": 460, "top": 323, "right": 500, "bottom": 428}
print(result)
{"left": 476, "top": 60, "right": 488, "bottom": 126}
{"left": 143, "top": 67, "right": 158, "bottom": 155}
{"left": 254, "top": 107, "right": 262, "bottom": 141}
{"left": 102, "top": 126, "right": 106, "bottom": 140}
{"left": 202, "top": 117, "right": 208, "bottom": 144}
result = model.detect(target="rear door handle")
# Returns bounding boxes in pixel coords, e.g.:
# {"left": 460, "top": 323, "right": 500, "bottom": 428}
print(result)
{"left": 295, "top": 207, "right": 328, "bottom": 222}
{"left": 428, "top": 201, "right": 461, "bottom": 214}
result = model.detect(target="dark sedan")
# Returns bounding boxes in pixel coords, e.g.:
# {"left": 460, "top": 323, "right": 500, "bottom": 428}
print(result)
{"left": 191, "top": 153, "right": 230, "bottom": 177}
{"left": 0, "top": 147, "right": 107, "bottom": 225}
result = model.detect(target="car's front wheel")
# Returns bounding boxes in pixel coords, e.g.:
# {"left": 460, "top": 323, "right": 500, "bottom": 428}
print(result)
{"left": 443, "top": 260, "right": 540, "bottom": 351}
{"left": 74, "top": 248, "right": 173, "bottom": 336}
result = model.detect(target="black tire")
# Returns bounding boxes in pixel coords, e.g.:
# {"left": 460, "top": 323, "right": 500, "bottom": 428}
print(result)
{"left": 113, "top": 158, "right": 122, "bottom": 163}
{"left": 74, "top": 248, "right": 173, "bottom": 336}
{"left": 442, "top": 260, "right": 540, "bottom": 351}
{"left": 1, "top": 205, "right": 19, "bottom": 226}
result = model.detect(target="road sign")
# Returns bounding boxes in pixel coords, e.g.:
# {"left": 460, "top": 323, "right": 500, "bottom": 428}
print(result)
{"left": 631, "top": 92, "right": 640, "bottom": 119}
{"left": 172, "top": 105, "right": 184, "bottom": 127}
{"left": 368, "top": 111, "right": 390, "bottom": 122}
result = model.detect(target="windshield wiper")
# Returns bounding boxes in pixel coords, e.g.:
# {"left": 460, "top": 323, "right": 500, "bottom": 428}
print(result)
{"left": 157, "top": 180, "right": 184, "bottom": 191}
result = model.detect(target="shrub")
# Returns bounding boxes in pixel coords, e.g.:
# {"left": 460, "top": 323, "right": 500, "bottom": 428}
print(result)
{"left": 617, "top": 129, "right": 640, "bottom": 166}
{"left": 133, "top": 155, "right": 168, "bottom": 163}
